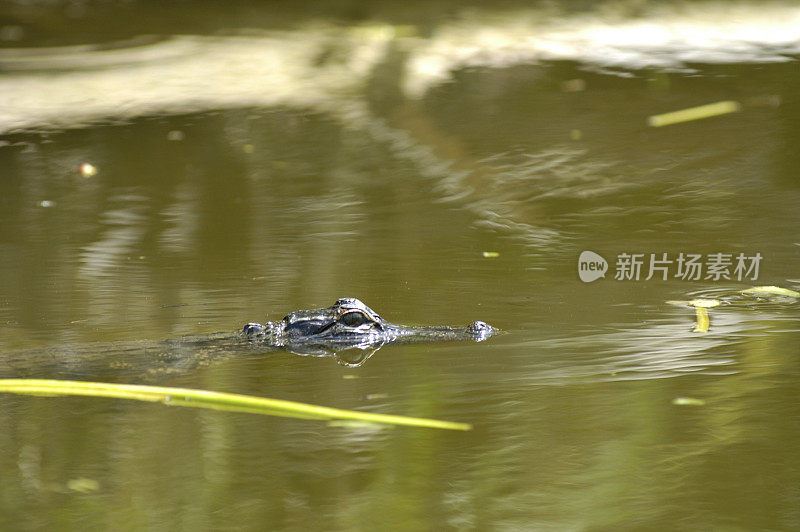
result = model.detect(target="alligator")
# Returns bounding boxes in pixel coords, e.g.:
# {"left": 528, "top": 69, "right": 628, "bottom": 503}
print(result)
{"left": 3, "top": 298, "right": 498, "bottom": 380}
{"left": 243, "top": 297, "right": 497, "bottom": 360}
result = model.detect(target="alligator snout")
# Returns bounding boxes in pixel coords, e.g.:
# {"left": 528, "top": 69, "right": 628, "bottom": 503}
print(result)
{"left": 242, "top": 321, "right": 278, "bottom": 340}
{"left": 467, "top": 320, "right": 498, "bottom": 341}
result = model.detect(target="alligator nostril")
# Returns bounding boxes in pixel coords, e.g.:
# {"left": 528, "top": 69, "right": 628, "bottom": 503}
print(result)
{"left": 243, "top": 322, "right": 268, "bottom": 336}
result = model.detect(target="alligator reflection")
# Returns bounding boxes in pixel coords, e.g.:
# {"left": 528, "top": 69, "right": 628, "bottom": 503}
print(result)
{"left": 282, "top": 340, "right": 385, "bottom": 368}
{"left": 4, "top": 298, "right": 498, "bottom": 379}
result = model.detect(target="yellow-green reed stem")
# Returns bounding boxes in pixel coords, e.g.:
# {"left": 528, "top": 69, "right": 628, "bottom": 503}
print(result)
{"left": 0, "top": 379, "right": 471, "bottom": 431}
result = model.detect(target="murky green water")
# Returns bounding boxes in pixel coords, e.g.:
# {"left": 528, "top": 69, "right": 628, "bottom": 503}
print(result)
{"left": 2, "top": 1, "right": 800, "bottom": 530}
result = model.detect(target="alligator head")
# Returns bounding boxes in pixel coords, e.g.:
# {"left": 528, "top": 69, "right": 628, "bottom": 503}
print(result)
{"left": 242, "top": 297, "right": 498, "bottom": 366}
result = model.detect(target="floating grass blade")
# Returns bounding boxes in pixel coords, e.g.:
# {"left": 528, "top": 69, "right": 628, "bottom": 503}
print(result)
{"left": 741, "top": 286, "right": 800, "bottom": 298}
{"left": 648, "top": 100, "right": 740, "bottom": 127}
{"left": 0, "top": 379, "right": 471, "bottom": 431}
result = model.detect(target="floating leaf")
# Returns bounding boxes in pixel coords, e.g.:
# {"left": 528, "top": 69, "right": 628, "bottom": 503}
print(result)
{"left": 689, "top": 299, "right": 721, "bottom": 308}
{"left": 365, "top": 393, "right": 389, "bottom": 401}
{"left": 672, "top": 397, "right": 706, "bottom": 406}
{"left": 741, "top": 286, "right": 800, "bottom": 298}
{"left": 482, "top": 251, "right": 500, "bottom": 258}
{"left": 67, "top": 478, "right": 101, "bottom": 493}
{"left": 666, "top": 299, "right": 720, "bottom": 308}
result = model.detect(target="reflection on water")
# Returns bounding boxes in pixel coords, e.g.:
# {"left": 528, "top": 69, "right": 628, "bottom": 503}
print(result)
{"left": 2, "top": 0, "right": 800, "bottom": 529}
{"left": 1, "top": 2, "right": 800, "bottom": 132}
{"left": 80, "top": 192, "right": 149, "bottom": 278}
{"left": 402, "top": 3, "right": 800, "bottom": 96}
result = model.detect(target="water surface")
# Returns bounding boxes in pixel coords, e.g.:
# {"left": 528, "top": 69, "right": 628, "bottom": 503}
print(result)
{"left": 1, "top": 1, "right": 800, "bottom": 529}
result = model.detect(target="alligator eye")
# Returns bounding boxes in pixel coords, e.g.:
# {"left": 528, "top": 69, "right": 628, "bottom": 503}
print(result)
{"left": 339, "top": 311, "right": 368, "bottom": 327}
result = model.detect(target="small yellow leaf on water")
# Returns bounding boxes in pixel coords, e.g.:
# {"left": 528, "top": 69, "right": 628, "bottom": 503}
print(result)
{"left": 648, "top": 100, "right": 740, "bottom": 127}
{"left": 78, "top": 163, "right": 97, "bottom": 177}
{"left": 672, "top": 397, "right": 706, "bottom": 406}
{"left": 666, "top": 299, "right": 720, "bottom": 308}
{"left": 68, "top": 478, "right": 100, "bottom": 493}
{"left": 365, "top": 393, "right": 389, "bottom": 401}
{"left": 482, "top": 251, "right": 500, "bottom": 258}
{"left": 741, "top": 286, "right": 800, "bottom": 298}
{"left": 688, "top": 299, "right": 721, "bottom": 308}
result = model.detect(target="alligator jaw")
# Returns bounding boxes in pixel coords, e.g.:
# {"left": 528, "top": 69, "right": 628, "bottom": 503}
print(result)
{"left": 242, "top": 321, "right": 283, "bottom": 344}
{"left": 383, "top": 320, "right": 499, "bottom": 343}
